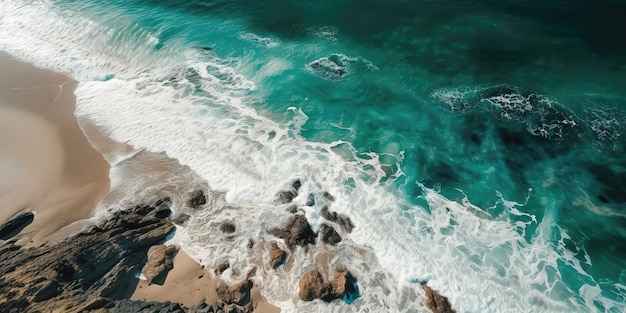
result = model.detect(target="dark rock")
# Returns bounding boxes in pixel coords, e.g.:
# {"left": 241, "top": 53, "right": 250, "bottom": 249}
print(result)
{"left": 215, "top": 261, "right": 230, "bottom": 275}
{"left": 275, "top": 179, "right": 302, "bottom": 204}
{"left": 338, "top": 216, "right": 355, "bottom": 233}
{"left": 268, "top": 214, "right": 316, "bottom": 249}
{"left": 155, "top": 197, "right": 172, "bottom": 210}
{"left": 219, "top": 222, "right": 236, "bottom": 234}
{"left": 155, "top": 209, "right": 172, "bottom": 219}
{"left": 216, "top": 279, "right": 253, "bottom": 305}
{"left": 286, "top": 205, "right": 298, "bottom": 214}
{"left": 190, "top": 190, "right": 207, "bottom": 207}
{"left": 0, "top": 212, "right": 34, "bottom": 240}
{"left": 423, "top": 284, "right": 456, "bottom": 313}
{"left": 320, "top": 207, "right": 355, "bottom": 233}
{"left": 268, "top": 242, "right": 287, "bottom": 269}
{"left": 320, "top": 225, "right": 342, "bottom": 246}
{"left": 141, "top": 245, "right": 178, "bottom": 284}
{"left": 323, "top": 191, "right": 335, "bottom": 202}
{"left": 247, "top": 239, "right": 255, "bottom": 249}
{"left": 320, "top": 206, "right": 338, "bottom": 222}
{"left": 32, "top": 280, "right": 61, "bottom": 302}
{"left": 306, "top": 193, "right": 315, "bottom": 206}
{"left": 0, "top": 204, "right": 175, "bottom": 312}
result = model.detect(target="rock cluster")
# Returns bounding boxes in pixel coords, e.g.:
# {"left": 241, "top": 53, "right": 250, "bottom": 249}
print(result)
{"left": 297, "top": 269, "right": 358, "bottom": 302}
{"left": 423, "top": 284, "right": 456, "bottom": 313}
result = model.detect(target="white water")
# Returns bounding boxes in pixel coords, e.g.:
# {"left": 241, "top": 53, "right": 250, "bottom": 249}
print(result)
{"left": 1, "top": 1, "right": 623, "bottom": 312}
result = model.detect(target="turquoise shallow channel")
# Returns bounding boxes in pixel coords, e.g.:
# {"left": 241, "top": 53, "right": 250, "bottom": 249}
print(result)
{"left": 2, "top": 0, "right": 625, "bottom": 311}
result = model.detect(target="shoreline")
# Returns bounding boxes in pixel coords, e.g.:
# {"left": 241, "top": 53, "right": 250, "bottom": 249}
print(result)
{"left": 0, "top": 51, "right": 110, "bottom": 244}
{"left": 0, "top": 52, "right": 282, "bottom": 312}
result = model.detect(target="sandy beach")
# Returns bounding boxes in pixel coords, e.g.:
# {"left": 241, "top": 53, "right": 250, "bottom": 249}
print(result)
{"left": 0, "top": 52, "right": 110, "bottom": 243}
{"left": 0, "top": 52, "right": 282, "bottom": 312}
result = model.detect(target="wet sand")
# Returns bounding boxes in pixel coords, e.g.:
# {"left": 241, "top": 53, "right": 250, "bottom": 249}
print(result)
{"left": 0, "top": 52, "right": 110, "bottom": 243}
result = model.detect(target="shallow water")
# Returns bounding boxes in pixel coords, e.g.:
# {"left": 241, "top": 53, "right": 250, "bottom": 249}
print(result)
{"left": 1, "top": 0, "right": 625, "bottom": 312}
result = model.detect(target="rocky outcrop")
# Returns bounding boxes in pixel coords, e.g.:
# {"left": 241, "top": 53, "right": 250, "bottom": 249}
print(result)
{"left": 320, "top": 206, "right": 355, "bottom": 233}
{"left": 216, "top": 279, "right": 253, "bottom": 305}
{"left": 275, "top": 179, "right": 302, "bottom": 204}
{"left": 219, "top": 222, "right": 236, "bottom": 234}
{"left": 142, "top": 245, "right": 179, "bottom": 284}
{"left": 268, "top": 241, "right": 287, "bottom": 269}
{"left": 268, "top": 214, "right": 316, "bottom": 249}
{"left": 189, "top": 190, "right": 207, "bottom": 208}
{"left": 0, "top": 212, "right": 34, "bottom": 240}
{"left": 297, "top": 269, "right": 359, "bottom": 303}
{"left": 319, "top": 225, "right": 342, "bottom": 246}
{"left": 0, "top": 203, "right": 175, "bottom": 312}
{"left": 423, "top": 284, "right": 456, "bottom": 313}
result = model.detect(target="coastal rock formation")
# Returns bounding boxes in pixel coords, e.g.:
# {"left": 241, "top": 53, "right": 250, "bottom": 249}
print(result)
{"left": 0, "top": 212, "right": 34, "bottom": 240}
{"left": 189, "top": 190, "right": 207, "bottom": 208}
{"left": 297, "top": 269, "right": 359, "bottom": 302}
{"left": 142, "top": 245, "right": 179, "bottom": 284}
{"left": 0, "top": 203, "right": 175, "bottom": 312}
{"left": 319, "top": 225, "right": 342, "bottom": 246}
{"left": 268, "top": 241, "right": 287, "bottom": 268}
{"left": 216, "top": 279, "right": 253, "bottom": 305}
{"left": 423, "top": 284, "right": 456, "bottom": 313}
{"left": 268, "top": 214, "right": 316, "bottom": 248}
{"left": 275, "top": 179, "right": 302, "bottom": 204}
{"left": 320, "top": 206, "right": 355, "bottom": 233}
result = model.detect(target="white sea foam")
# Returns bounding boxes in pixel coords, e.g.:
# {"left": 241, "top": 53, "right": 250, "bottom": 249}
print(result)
{"left": 1, "top": 1, "right": 624, "bottom": 312}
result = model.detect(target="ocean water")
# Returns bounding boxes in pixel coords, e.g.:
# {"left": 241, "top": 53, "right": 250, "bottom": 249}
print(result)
{"left": 2, "top": 0, "right": 625, "bottom": 312}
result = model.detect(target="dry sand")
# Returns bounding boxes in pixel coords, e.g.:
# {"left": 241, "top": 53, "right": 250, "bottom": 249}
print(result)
{"left": 0, "top": 52, "right": 110, "bottom": 243}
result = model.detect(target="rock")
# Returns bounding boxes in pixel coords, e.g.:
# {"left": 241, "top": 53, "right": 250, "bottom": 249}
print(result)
{"left": 0, "top": 203, "right": 175, "bottom": 312}
{"left": 338, "top": 216, "right": 355, "bottom": 233}
{"left": 219, "top": 222, "right": 236, "bottom": 234}
{"left": 322, "top": 191, "right": 335, "bottom": 202}
{"left": 320, "top": 206, "right": 337, "bottom": 221}
{"left": 171, "top": 213, "right": 190, "bottom": 225}
{"left": 328, "top": 270, "right": 359, "bottom": 303}
{"left": 306, "top": 193, "right": 315, "bottom": 206}
{"left": 275, "top": 179, "right": 302, "bottom": 204}
{"left": 268, "top": 242, "right": 287, "bottom": 269}
{"left": 190, "top": 190, "right": 207, "bottom": 207}
{"left": 297, "top": 270, "right": 328, "bottom": 301}
{"left": 286, "top": 205, "right": 298, "bottom": 214}
{"left": 216, "top": 279, "right": 253, "bottom": 305}
{"left": 0, "top": 212, "right": 34, "bottom": 240}
{"left": 298, "top": 269, "right": 359, "bottom": 303}
{"left": 141, "top": 245, "right": 179, "bottom": 284}
{"left": 268, "top": 214, "right": 316, "bottom": 249}
{"left": 423, "top": 284, "right": 456, "bottom": 313}
{"left": 319, "top": 225, "right": 342, "bottom": 246}
{"left": 215, "top": 261, "right": 230, "bottom": 275}
{"left": 320, "top": 207, "right": 355, "bottom": 233}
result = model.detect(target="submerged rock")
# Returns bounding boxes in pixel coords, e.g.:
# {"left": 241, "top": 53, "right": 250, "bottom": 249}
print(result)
{"left": 268, "top": 214, "right": 316, "bottom": 249}
{"left": 219, "top": 222, "right": 236, "bottom": 234}
{"left": 423, "top": 284, "right": 456, "bottom": 313}
{"left": 275, "top": 179, "right": 303, "bottom": 204}
{"left": 0, "top": 212, "right": 34, "bottom": 240}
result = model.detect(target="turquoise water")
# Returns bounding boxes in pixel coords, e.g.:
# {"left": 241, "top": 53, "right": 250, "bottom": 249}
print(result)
{"left": 1, "top": 0, "right": 625, "bottom": 311}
